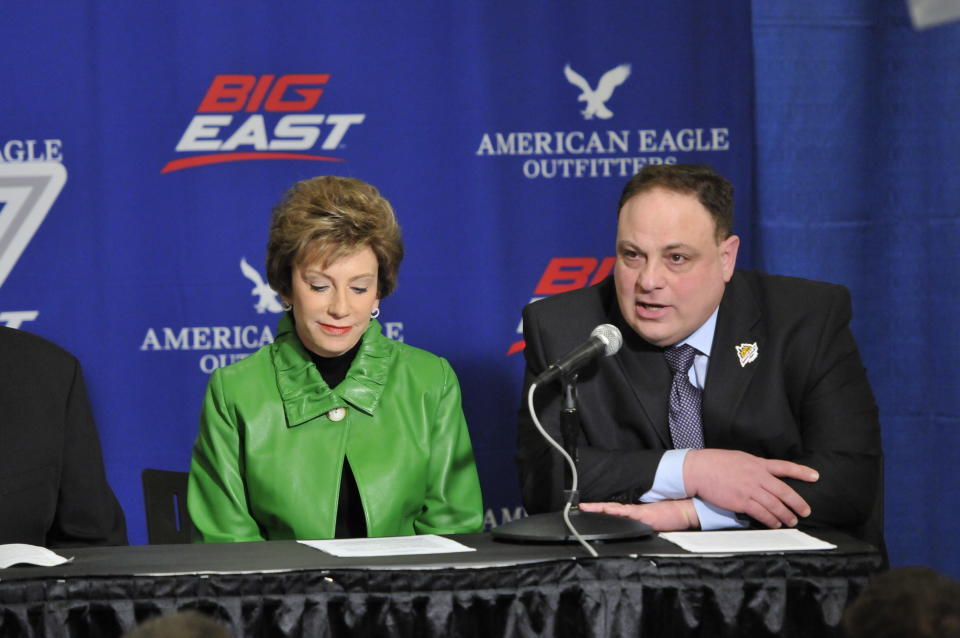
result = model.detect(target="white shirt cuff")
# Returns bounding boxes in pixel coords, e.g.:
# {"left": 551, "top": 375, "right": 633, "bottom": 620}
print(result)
{"left": 693, "top": 497, "right": 750, "bottom": 530}
{"left": 639, "top": 449, "right": 689, "bottom": 502}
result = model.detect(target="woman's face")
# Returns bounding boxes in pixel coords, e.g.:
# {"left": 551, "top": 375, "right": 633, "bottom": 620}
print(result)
{"left": 284, "top": 246, "right": 380, "bottom": 358}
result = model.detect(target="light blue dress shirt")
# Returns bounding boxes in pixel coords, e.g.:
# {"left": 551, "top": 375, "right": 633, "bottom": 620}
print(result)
{"left": 638, "top": 307, "right": 747, "bottom": 530}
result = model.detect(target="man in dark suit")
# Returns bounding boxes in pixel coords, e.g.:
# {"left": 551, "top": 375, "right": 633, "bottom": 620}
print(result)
{"left": 517, "top": 164, "right": 882, "bottom": 548}
{"left": 0, "top": 326, "right": 127, "bottom": 547}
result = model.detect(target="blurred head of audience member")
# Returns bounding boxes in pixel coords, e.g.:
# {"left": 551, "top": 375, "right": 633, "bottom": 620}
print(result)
{"left": 122, "top": 610, "right": 233, "bottom": 638}
{"left": 843, "top": 566, "right": 960, "bottom": 638}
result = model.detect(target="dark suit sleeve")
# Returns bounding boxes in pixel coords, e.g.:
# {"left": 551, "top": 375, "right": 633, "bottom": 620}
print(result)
{"left": 517, "top": 302, "right": 664, "bottom": 513}
{"left": 516, "top": 303, "right": 565, "bottom": 512}
{"left": 46, "top": 360, "right": 127, "bottom": 547}
{"left": 784, "top": 287, "right": 882, "bottom": 537}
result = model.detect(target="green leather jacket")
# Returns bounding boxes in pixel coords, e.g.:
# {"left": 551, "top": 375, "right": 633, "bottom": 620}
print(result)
{"left": 188, "top": 314, "right": 483, "bottom": 541}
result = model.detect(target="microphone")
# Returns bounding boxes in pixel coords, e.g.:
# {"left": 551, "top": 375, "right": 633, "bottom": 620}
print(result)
{"left": 534, "top": 324, "right": 623, "bottom": 386}
{"left": 493, "top": 321, "right": 650, "bottom": 548}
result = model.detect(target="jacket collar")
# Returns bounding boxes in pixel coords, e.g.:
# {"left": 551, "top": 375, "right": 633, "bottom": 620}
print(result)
{"left": 599, "top": 278, "right": 674, "bottom": 448}
{"left": 271, "top": 313, "right": 394, "bottom": 427}
{"left": 701, "top": 270, "right": 765, "bottom": 442}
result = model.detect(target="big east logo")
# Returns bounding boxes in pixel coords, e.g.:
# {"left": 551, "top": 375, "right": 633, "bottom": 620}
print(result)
{"left": 508, "top": 257, "right": 614, "bottom": 355}
{"left": 162, "top": 74, "right": 365, "bottom": 173}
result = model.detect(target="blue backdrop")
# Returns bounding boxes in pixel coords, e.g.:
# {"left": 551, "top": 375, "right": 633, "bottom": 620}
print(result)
{"left": 752, "top": 1, "right": 960, "bottom": 577}
{"left": 0, "top": 1, "right": 955, "bottom": 579}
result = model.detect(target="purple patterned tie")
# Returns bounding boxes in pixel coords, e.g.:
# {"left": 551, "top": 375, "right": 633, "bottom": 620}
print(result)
{"left": 664, "top": 344, "right": 705, "bottom": 449}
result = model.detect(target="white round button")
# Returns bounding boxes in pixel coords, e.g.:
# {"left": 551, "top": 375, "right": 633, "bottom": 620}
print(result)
{"left": 327, "top": 407, "right": 346, "bottom": 422}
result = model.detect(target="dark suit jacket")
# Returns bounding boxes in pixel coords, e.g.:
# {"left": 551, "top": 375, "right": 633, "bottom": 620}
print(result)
{"left": 0, "top": 327, "right": 127, "bottom": 547}
{"left": 517, "top": 271, "right": 883, "bottom": 549}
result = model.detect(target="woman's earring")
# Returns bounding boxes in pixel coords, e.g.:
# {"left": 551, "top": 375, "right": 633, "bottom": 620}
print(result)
{"left": 370, "top": 307, "right": 380, "bottom": 319}
{"left": 281, "top": 300, "right": 292, "bottom": 312}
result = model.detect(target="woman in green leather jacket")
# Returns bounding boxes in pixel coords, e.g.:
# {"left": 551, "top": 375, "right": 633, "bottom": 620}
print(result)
{"left": 187, "top": 176, "right": 484, "bottom": 541}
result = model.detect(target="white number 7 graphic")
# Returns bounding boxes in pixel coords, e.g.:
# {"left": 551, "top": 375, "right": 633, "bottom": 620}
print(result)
{"left": 0, "top": 162, "right": 67, "bottom": 288}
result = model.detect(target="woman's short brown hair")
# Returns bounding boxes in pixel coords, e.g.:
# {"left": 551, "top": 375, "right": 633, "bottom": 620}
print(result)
{"left": 266, "top": 176, "right": 404, "bottom": 299}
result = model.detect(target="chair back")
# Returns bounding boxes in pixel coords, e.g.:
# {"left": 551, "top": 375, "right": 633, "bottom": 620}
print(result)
{"left": 141, "top": 468, "right": 191, "bottom": 544}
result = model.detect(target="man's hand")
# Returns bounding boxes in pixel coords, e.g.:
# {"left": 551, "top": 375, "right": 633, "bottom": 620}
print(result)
{"left": 683, "top": 449, "right": 819, "bottom": 529}
{"left": 579, "top": 499, "right": 700, "bottom": 532}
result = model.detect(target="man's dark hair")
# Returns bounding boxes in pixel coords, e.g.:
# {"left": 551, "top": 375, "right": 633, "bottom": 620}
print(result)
{"left": 617, "top": 164, "right": 734, "bottom": 240}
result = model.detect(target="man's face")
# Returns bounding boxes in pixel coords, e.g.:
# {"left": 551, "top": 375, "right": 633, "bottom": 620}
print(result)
{"left": 613, "top": 187, "right": 739, "bottom": 347}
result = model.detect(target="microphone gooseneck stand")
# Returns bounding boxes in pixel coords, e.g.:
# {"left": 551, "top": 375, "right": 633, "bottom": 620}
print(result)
{"left": 491, "top": 372, "right": 653, "bottom": 555}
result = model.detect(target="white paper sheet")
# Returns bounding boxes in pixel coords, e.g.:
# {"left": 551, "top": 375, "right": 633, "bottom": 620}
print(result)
{"left": 299, "top": 534, "right": 476, "bottom": 557}
{"left": 0, "top": 544, "right": 72, "bottom": 568}
{"left": 659, "top": 529, "right": 837, "bottom": 554}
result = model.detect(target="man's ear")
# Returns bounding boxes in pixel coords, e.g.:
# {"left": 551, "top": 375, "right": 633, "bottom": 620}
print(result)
{"left": 720, "top": 235, "right": 740, "bottom": 282}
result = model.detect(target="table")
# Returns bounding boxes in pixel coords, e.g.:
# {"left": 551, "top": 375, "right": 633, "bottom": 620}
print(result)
{"left": 0, "top": 529, "right": 882, "bottom": 638}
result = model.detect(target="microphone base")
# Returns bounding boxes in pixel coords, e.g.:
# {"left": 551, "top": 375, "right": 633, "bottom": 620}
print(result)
{"left": 490, "top": 509, "right": 653, "bottom": 543}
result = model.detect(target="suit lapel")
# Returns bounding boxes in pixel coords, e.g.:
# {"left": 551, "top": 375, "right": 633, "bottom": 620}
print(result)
{"left": 702, "top": 272, "right": 765, "bottom": 445}
{"left": 607, "top": 290, "right": 673, "bottom": 448}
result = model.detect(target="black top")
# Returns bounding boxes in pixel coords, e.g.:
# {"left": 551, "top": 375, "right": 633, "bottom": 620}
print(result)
{"left": 309, "top": 340, "right": 367, "bottom": 538}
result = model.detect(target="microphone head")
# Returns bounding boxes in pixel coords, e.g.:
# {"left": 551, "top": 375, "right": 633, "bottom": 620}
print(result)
{"left": 590, "top": 323, "right": 622, "bottom": 356}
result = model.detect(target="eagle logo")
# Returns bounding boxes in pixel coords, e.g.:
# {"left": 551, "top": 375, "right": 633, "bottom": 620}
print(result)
{"left": 563, "top": 63, "right": 631, "bottom": 120}
{"left": 240, "top": 257, "right": 284, "bottom": 314}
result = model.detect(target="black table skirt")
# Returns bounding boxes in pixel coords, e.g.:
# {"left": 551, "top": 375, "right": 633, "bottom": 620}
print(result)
{"left": 0, "top": 530, "right": 883, "bottom": 638}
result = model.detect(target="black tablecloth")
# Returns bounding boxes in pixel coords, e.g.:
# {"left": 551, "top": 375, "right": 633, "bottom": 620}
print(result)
{"left": 0, "top": 529, "right": 882, "bottom": 638}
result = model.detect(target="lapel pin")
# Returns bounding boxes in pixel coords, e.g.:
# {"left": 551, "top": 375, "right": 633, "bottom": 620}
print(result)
{"left": 735, "top": 342, "right": 759, "bottom": 368}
